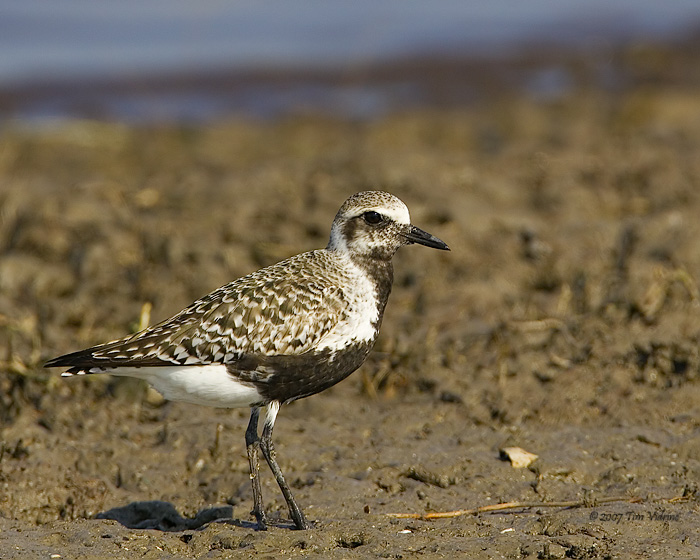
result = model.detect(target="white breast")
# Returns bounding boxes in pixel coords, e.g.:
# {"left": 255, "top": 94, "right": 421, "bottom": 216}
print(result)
{"left": 316, "top": 257, "right": 379, "bottom": 355}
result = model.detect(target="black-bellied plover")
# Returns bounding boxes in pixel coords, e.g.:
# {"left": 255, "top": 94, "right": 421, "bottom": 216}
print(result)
{"left": 46, "top": 191, "right": 449, "bottom": 530}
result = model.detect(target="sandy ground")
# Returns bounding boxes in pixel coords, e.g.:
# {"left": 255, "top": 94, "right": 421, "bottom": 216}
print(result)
{"left": 2, "top": 65, "right": 700, "bottom": 558}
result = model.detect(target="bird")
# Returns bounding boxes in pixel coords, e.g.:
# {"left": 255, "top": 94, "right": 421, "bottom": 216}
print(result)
{"left": 45, "top": 190, "right": 449, "bottom": 530}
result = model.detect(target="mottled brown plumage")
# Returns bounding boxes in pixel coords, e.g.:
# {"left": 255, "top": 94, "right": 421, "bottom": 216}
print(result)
{"left": 51, "top": 250, "right": 369, "bottom": 368}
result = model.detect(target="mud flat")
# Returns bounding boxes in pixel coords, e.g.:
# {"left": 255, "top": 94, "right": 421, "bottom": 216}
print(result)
{"left": 2, "top": 54, "right": 700, "bottom": 557}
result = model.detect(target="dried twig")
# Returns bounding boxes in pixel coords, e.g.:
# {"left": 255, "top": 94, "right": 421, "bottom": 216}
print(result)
{"left": 386, "top": 495, "right": 642, "bottom": 520}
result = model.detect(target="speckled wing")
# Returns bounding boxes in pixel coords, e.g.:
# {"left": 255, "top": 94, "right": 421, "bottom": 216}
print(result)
{"left": 45, "top": 251, "right": 350, "bottom": 370}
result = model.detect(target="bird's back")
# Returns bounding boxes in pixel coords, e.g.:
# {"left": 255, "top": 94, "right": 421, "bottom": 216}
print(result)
{"left": 46, "top": 249, "right": 389, "bottom": 375}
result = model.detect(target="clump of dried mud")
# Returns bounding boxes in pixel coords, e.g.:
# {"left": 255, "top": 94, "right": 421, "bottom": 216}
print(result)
{"left": 2, "top": 71, "right": 700, "bottom": 558}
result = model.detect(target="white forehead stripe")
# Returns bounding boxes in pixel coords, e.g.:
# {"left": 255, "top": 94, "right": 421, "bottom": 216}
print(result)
{"left": 352, "top": 200, "right": 410, "bottom": 225}
{"left": 379, "top": 203, "right": 410, "bottom": 225}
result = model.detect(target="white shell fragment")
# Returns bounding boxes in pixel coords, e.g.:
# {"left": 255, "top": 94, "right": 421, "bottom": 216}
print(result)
{"left": 499, "top": 446, "right": 538, "bottom": 468}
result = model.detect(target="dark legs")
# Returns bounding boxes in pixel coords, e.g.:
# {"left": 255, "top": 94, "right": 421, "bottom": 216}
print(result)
{"left": 245, "top": 407, "right": 267, "bottom": 530}
{"left": 245, "top": 402, "right": 310, "bottom": 530}
{"left": 259, "top": 401, "right": 310, "bottom": 530}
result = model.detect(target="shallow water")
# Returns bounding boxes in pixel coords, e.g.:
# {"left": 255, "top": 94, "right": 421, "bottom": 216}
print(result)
{"left": 3, "top": 0, "right": 700, "bottom": 86}
{"left": 2, "top": 1, "right": 700, "bottom": 123}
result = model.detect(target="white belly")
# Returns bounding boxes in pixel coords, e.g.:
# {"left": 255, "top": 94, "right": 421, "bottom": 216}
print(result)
{"left": 106, "top": 364, "right": 262, "bottom": 408}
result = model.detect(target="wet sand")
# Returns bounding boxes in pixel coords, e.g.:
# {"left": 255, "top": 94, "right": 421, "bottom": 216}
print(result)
{"left": 2, "top": 58, "right": 700, "bottom": 557}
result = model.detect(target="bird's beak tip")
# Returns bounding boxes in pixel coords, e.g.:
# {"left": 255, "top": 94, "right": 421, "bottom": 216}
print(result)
{"left": 405, "top": 225, "right": 450, "bottom": 251}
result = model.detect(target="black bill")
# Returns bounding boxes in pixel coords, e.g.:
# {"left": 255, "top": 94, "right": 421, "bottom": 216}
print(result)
{"left": 405, "top": 225, "right": 450, "bottom": 250}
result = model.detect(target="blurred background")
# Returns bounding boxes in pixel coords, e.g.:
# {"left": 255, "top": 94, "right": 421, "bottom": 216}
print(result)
{"left": 2, "top": 0, "right": 700, "bottom": 123}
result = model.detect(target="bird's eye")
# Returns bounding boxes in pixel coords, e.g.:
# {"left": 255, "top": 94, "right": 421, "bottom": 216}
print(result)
{"left": 362, "top": 211, "right": 384, "bottom": 225}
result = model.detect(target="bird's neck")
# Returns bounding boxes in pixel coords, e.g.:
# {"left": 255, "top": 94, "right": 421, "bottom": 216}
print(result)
{"left": 350, "top": 254, "right": 394, "bottom": 314}
{"left": 325, "top": 242, "right": 395, "bottom": 311}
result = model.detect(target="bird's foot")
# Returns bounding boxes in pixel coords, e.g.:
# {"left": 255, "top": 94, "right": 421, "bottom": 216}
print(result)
{"left": 252, "top": 509, "right": 268, "bottom": 531}
{"left": 291, "top": 510, "right": 311, "bottom": 530}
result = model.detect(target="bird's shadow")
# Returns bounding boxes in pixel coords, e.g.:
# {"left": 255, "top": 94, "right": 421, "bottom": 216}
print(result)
{"left": 96, "top": 500, "right": 296, "bottom": 531}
